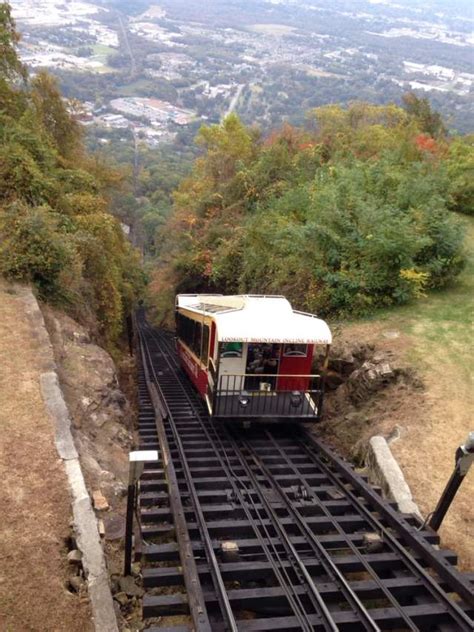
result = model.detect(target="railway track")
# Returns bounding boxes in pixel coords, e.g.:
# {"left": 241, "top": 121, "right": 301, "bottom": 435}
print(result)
{"left": 135, "top": 314, "right": 474, "bottom": 631}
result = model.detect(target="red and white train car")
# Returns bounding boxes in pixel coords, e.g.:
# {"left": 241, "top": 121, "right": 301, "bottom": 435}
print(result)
{"left": 175, "top": 294, "right": 332, "bottom": 422}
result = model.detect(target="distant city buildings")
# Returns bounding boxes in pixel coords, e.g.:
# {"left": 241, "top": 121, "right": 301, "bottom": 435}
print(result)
{"left": 110, "top": 97, "right": 194, "bottom": 126}
{"left": 9, "top": 0, "right": 474, "bottom": 139}
{"left": 89, "top": 97, "right": 195, "bottom": 146}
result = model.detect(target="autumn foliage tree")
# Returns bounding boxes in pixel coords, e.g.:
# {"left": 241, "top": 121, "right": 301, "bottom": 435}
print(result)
{"left": 151, "top": 101, "right": 469, "bottom": 322}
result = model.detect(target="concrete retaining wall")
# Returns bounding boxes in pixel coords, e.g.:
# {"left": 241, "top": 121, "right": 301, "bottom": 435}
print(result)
{"left": 19, "top": 285, "right": 118, "bottom": 632}
{"left": 367, "top": 435, "right": 422, "bottom": 519}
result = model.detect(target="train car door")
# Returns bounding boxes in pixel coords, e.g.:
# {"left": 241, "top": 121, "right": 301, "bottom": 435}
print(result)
{"left": 207, "top": 321, "right": 217, "bottom": 393}
{"left": 218, "top": 342, "right": 246, "bottom": 393}
{"left": 278, "top": 344, "right": 313, "bottom": 390}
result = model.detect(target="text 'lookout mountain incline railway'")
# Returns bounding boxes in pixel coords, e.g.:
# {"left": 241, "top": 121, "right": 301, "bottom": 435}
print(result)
{"left": 134, "top": 314, "right": 474, "bottom": 632}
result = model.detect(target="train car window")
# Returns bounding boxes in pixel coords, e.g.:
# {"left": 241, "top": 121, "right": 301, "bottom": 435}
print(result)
{"left": 283, "top": 344, "right": 307, "bottom": 357}
{"left": 177, "top": 314, "right": 210, "bottom": 364}
{"left": 177, "top": 313, "right": 194, "bottom": 350}
{"left": 180, "top": 315, "right": 187, "bottom": 344}
{"left": 193, "top": 321, "right": 202, "bottom": 356}
{"left": 220, "top": 342, "right": 243, "bottom": 358}
{"left": 201, "top": 324, "right": 209, "bottom": 364}
{"left": 188, "top": 318, "right": 194, "bottom": 348}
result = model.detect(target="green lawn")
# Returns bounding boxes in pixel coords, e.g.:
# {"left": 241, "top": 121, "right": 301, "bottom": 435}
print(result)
{"left": 90, "top": 44, "right": 116, "bottom": 73}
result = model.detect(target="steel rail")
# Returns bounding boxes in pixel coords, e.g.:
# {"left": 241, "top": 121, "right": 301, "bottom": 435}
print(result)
{"left": 224, "top": 430, "right": 341, "bottom": 632}
{"left": 234, "top": 433, "right": 381, "bottom": 632}
{"left": 139, "top": 325, "right": 239, "bottom": 632}
{"left": 300, "top": 432, "right": 474, "bottom": 629}
{"left": 136, "top": 326, "right": 213, "bottom": 632}
{"left": 197, "top": 418, "right": 319, "bottom": 631}
{"left": 157, "top": 328, "right": 417, "bottom": 630}
{"left": 144, "top": 325, "right": 322, "bottom": 631}
{"left": 200, "top": 433, "right": 317, "bottom": 630}
{"left": 138, "top": 318, "right": 474, "bottom": 631}
{"left": 261, "top": 429, "right": 420, "bottom": 631}
{"left": 201, "top": 433, "right": 317, "bottom": 631}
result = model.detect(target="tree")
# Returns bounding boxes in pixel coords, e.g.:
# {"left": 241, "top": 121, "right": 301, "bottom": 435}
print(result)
{"left": 0, "top": 2, "right": 26, "bottom": 83}
{"left": 150, "top": 102, "right": 465, "bottom": 322}
{"left": 195, "top": 113, "right": 258, "bottom": 187}
{"left": 0, "top": 13, "right": 144, "bottom": 345}
{"left": 402, "top": 92, "right": 447, "bottom": 138}
{"left": 445, "top": 136, "right": 474, "bottom": 215}
{"left": 30, "top": 72, "right": 83, "bottom": 160}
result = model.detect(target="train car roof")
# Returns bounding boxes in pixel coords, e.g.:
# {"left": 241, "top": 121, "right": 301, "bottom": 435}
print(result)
{"left": 176, "top": 294, "right": 332, "bottom": 344}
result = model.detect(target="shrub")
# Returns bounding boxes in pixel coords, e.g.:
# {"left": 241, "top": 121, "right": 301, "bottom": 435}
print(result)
{"left": 0, "top": 202, "right": 76, "bottom": 299}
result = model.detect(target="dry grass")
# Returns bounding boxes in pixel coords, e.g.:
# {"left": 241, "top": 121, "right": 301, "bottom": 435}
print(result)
{"left": 321, "top": 215, "right": 474, "bottom": 571}
{"left": 0, "top": 280, "right": 92, "bottom": 632}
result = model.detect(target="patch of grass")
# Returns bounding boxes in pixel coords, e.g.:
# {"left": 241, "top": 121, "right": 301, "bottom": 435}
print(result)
{"left": 397, "top": 215, "right": 473, "bottom": 373}
{"left": 91, "top": 44, "right": 116, "bottom": 58}
{"left": 90, "top": 44, "right": 116, "bottom": 71}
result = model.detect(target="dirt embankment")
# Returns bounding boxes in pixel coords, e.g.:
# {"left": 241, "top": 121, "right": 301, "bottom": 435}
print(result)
{"left": 315, "top": 322, "right": 473, "bottom": 571}
{"left": 0, "top": 278, "right": 142, "bottom": 631}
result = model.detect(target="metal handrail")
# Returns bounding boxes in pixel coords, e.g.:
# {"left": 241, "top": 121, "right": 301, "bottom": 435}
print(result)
{"left": 219, "top": 372, "right": 322, "bottom": 379}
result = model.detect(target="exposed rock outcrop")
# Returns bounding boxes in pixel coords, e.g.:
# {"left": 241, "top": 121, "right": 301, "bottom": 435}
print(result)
{"left": 42, "top": 307, "right": 134, "bottom": 509}
{"left": 314, "top": 338, "right": 423, "bottom": 459}
{"left": 319, "top": 342, "right": 400, "bottom": 403}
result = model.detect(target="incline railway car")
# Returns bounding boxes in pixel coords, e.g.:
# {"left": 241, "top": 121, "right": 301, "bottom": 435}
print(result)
{"left": 175, "top": 294, "right": 332, "bottom": 422}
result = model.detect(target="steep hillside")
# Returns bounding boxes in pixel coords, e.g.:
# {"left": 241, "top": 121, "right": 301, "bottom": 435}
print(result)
{"left": 0, "top": 280, "right": 93, "bottom": 631}
{"left": 0, "top": 5, "right": 143, "bottom": 346}
{"left": 318, "top": 214, "right": 474, "bottom": 569}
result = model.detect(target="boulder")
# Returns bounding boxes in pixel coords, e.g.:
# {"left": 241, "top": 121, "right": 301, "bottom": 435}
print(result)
{"left": 103, "top": 515, "right": 126, "bottom": 541}
{"left": 324, "top": 370, "right": 345, "bottom": 390}
{"left": 328, "top": 343, "right": 357, "bottom": 376}
{"left": 363, "top": 532, "right": 384, "bottom": 553}
{"left": 92, "top": 490, "right": 109, "bottom": 511}
{"left": 346, "top": 358, "right": 397, "bottom": 404}
{"left": 68, "top": 575, "right": 86, "bottom": 593}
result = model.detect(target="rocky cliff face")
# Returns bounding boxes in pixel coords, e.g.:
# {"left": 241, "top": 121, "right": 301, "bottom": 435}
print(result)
{"left": 42, "top": 307, "right": 134, "bottom": 509}
{"left": 314, "top": 338, "right": 423, "bottom": 460}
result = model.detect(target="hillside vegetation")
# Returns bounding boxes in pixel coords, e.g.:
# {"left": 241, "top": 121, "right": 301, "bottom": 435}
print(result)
{"left": 150, "top": 101, "right": 473, "bottom": 322}
{"left": 0, "top": 5, "right": 143, "bottom": 345}
{"left": 1, "top": 3, "right": 472, "bottom": 341}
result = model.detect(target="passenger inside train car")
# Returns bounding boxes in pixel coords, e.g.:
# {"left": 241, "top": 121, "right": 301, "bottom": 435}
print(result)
{"left": 245, "top": 343, "right": 280, "bottom": 390}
